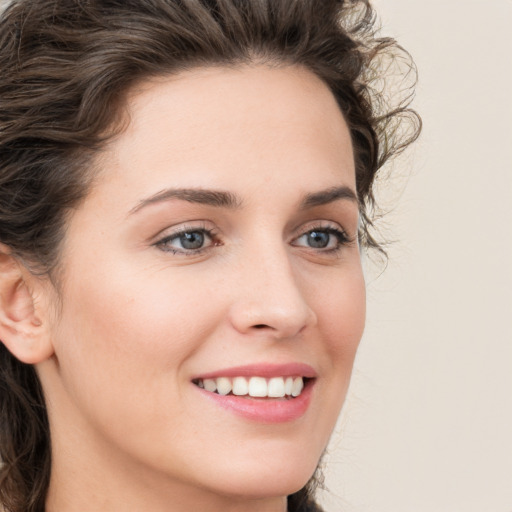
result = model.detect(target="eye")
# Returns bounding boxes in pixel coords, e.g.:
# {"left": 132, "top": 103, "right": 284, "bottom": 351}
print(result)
{"left": 176, "top": 231, "right": 207, "bottom": 250}
{"left": 155, "top": 227, "right": 217, "bottom": 254}
{"left": 293, "top": 226, "right": 350, "bottom": 252}
{"left": 302, "top": 230, "right": 333, "bottom": 249}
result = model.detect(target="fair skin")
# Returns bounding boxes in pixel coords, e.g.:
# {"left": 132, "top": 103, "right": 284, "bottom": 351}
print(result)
{"left": 0, "top": 65, "right": 365, "bottom": 511}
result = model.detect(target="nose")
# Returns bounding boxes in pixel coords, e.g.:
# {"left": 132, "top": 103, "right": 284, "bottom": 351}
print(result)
{"left": 228, "top": 246, "right": 317, "bottom": 339}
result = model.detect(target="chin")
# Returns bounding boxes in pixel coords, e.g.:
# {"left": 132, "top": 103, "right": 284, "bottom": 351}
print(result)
{"left": 197, "top": 449, "right": 320, "bottom": 500}
{"left": 214, "top": 475, "right": 313, "bottom": 501}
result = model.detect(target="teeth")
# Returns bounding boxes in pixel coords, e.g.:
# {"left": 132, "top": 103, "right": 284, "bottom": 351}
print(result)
{"left": 248, "top": 377, "right": 267, "bottom": 397}
{"left": 284, "top": 376, "right": 294, "bottom": 395}
{"left": 203, "top": 379, "right": 216, "bottom": 392}
{"left": 216, "top": 377, "right": 232, "bottom": 396}
{"left": 268, "top": 377, "right": 285, "bottom": 398}
{"left": 232, "top": 376, "right": 249, "bottom": 395}
{"left": 196, "top": 376, "right": 306, "bottom": 398}
{"left": 291, "top": 377, "right": 304, "bottom": 397}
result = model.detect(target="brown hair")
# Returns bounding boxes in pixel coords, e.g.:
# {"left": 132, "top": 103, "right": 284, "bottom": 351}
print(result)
{"left": 0, "top": 0, "right": 420, "bottom": 510}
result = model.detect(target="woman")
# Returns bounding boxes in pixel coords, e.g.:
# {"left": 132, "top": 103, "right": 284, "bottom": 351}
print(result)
{"left": 0, "top": 0, "right": 420, "bottom": 511}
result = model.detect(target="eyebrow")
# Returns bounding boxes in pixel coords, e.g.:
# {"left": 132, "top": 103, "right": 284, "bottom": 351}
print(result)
{"left": 128, "top": 188, "right": 242, "bottom": 215}
{"left": 300, "top": 186, "right": 359, "bottom": 209}
{"left": 129, "top": 184, "right": 358, "bottom": 216}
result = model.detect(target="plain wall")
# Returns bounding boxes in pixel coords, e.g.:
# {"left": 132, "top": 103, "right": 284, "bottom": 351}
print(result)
{"left": 320, "top": 1, "right": 512, "bottom": 511}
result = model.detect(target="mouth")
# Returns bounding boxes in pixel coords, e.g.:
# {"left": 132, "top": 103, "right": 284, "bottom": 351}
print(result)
{"left": 191, "top": 364, "right": 317, "bottom": 423}
{"left": 192, "top": 376, "right": 312, "bottom": 399}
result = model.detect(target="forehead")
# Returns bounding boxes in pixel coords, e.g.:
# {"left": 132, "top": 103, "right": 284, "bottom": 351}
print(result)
{"left": 95, "top": 64, "right": 355, "bottom": 205}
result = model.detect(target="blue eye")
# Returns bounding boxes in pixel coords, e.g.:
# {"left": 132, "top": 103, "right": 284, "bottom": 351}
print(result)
{"left": 156, "top": 228, "right": 214, "bottom": 254}
{"left": 294, "top": 227, "right": 349, "bottom": 251}
{"left": 304, "top": 230, "right": 331, "bottom": 249}
{"left": 177, "top": 231, "right": 206, "bottom": 250}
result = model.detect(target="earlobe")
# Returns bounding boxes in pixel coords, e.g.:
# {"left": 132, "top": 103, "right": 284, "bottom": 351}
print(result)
{"left": 0, "top": 245, "right": 54, "bottom": 364}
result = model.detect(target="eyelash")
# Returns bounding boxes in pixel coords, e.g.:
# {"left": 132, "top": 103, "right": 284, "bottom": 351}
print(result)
{"left": 154, "top": 223, "right": 352, "bottom": 256}
{"left": 292, "top": 225, "right": 352, "bottom": 254}
{"left": 154, "top": 224, "right": 219, "bottom": 255}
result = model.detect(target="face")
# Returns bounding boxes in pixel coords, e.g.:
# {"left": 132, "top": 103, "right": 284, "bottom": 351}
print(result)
{"left": 39, "top": 65, "right": 365, "bottom": 507}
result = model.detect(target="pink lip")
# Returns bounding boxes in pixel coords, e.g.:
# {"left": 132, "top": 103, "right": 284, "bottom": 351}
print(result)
{"left": 193, "top": 362, "right": 318, "bottom": 380}
{"left": 196, "top": 383, "right": 314, "bottom": 423}
{"left": 192, "top": 363, "right": 317, "bottom": 424}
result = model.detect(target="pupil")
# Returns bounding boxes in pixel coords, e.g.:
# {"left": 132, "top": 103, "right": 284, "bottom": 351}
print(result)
{"left": 180, "top": 232, "right": 204, "bottom": 249}
{"left": 308, "top": 231, "right": 329, "bottom": 248}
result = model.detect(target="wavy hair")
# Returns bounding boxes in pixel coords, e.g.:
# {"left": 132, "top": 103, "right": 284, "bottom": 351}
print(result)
{"left": 0, "top": 0, "right": 420, "bottom": 510}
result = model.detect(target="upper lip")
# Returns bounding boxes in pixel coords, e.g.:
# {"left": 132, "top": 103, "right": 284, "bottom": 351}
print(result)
{"left": 192, "top": 362, "right": 317, "bottom": 380}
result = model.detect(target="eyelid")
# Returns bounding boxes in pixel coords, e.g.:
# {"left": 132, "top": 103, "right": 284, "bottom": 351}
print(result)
{"left": 292, "top": 220, "right": 353, "bottom": 240}
{"left": 150, "top": 220, "right": 214, "bottom": 242}
{"left": 290, "top": 220, "right": 355, "bottom": 253}
{"left": 150, "top": 219, "right": 355, "bottom": 257}
{"left": 152, "top": 221, "right": 220, "bottom": 255}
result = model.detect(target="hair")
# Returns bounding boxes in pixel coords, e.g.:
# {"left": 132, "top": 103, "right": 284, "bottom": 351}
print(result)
{"left": 0, "top": 0, "right": 420, "bottom": 510}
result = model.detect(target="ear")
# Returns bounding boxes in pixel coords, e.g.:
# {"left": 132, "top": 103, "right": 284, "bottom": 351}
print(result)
{"left": 0, "top": 244, "right": 54, "bottom": 364}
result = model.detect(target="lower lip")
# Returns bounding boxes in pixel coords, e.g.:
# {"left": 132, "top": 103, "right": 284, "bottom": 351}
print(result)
{"left": 195, "top": 381, "right": 314, "bottom": 423}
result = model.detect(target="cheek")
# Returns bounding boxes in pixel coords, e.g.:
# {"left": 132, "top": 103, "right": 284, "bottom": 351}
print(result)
{"left": 316, "top": 267, "right": 365, "bottom": 415}
{"left": 283, "top": 266, "right": 365, "bottom": 462}
{"left": 317, "top": 267, "right": 366, "bottom": 359}
{"left": 51, "top": 268, "right": 220, "bottom": 423}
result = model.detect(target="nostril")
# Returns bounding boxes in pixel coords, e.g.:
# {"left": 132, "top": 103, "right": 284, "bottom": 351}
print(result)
{"left": 253, "top": 324, "right": 269, "bottom": 329}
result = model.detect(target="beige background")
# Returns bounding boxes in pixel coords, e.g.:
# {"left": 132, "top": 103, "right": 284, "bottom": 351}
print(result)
{"left": 320, "top": 1, "right": 512, "bottom": 511}
{"left": 1, "top": 0, "right": 510, "bottom": 510}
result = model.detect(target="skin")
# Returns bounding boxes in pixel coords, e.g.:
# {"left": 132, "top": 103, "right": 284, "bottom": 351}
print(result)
{"left": 24, "top": 65, "right": 365, "bottom": 511}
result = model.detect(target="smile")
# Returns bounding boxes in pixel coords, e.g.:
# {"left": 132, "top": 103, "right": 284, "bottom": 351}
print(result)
{"left": 191, "top": 363, "right": 317, "bottom": 422}
{"left": 193, "top": 376, "right": 306, "bottom": 398}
